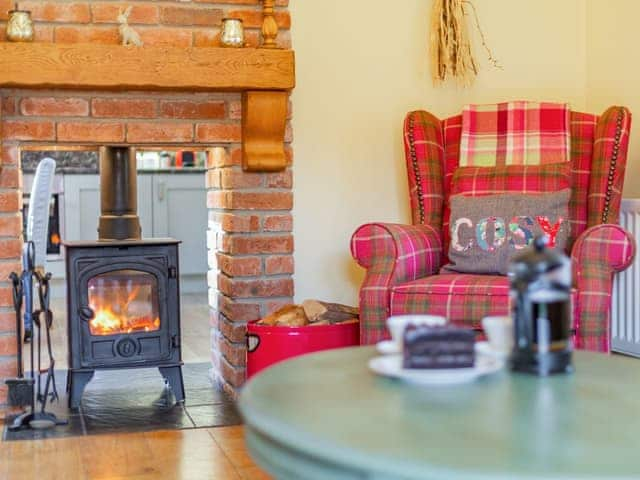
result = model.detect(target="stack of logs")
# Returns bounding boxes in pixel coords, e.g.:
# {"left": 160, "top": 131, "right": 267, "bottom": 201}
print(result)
{"left": 258, "top": 300, "right": 359, "bottom": 327}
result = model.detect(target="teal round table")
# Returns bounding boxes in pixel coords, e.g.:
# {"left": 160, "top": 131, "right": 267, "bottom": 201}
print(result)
{"left": 239, "top": 347, "right": 640, "bottom": 480}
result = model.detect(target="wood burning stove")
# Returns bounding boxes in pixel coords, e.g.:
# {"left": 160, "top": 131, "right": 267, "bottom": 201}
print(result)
{"left": 65, "top": 147, "right": 185, "bottom": 409}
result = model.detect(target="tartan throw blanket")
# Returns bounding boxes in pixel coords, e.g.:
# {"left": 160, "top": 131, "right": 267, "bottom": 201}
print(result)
{"left": 459, "top": 101, "right": 571, "bottom": 166}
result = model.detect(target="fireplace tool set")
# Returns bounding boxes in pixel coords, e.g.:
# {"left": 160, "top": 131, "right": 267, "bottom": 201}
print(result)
{"left": 5, "top": 241, "right": 66, "bottom": 431}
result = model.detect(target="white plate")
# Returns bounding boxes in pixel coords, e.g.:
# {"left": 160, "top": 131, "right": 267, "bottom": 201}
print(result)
{"left": 475, "top": 341, "right": 510, "bottom": 360}
{"left": 376, "top": 340, "right": 401, "bottom": 355}
{"left": 368, "top": 353, "right": 504, "bottom": 385}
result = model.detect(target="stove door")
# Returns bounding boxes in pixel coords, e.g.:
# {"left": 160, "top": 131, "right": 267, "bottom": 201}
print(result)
{"left": 78, "top": 265, "right": 173, "bottom": 368}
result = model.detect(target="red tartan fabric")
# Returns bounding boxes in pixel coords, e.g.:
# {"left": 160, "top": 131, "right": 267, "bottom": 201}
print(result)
{"left": 354, "top": 105, "right": 633, "bottom": 351}
{"left": 442, "top": 114, "right": 464, "bottom": 257}
{"left": 460, "top": 101, "right": 571, "bottom": 166}
{"left": 390, "top": 273, "right": 579, "bottom": 332}
{"left": 391, "top": 274, "right": 510, "bottom": 329}
{"left": 350, "top": 223, "right": 443, "bottom": 345}
{"left": 450, "top": 163, "right": 571, "bottom": 196}
{"left": 571, "top": 224, "right": 636, "bottom": 352}
{"left": 403, "top": 111, "right": 445, "bottom": 229}
{"left": 568, "top": 111, "right": 597, "bottom": 249}
{"left": 587, "top": 107, "right": 632, "bottom": 227}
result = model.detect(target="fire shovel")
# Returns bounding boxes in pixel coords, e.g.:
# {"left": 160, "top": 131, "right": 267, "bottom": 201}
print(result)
{"left": 4, "top": 270, "right": 34, "bottom": 407}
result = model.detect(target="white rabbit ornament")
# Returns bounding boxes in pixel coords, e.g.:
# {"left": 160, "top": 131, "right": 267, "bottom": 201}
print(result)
{"left": 118, "top": 6, "right": 143, "bottom": 47}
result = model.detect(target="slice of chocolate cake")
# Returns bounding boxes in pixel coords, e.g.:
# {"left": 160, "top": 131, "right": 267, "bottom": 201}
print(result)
{"left": 403, "top": 325, "right": 475, "bottom": 369}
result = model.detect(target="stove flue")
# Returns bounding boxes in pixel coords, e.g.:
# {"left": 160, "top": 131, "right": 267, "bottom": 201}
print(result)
{"left": 98, "top": 146, "right": 141, "bottom": 241}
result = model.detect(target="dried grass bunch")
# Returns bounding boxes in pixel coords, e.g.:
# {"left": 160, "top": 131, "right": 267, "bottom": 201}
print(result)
{"left": 430, "top": 0, "right": 500, "bottom": 86}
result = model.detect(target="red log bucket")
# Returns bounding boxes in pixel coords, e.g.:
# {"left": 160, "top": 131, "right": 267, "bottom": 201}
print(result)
{"left": 246, "top": 320, "right": 360, "bottom": 378}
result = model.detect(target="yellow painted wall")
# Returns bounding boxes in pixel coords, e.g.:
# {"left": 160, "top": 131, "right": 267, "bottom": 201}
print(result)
{"left": 586, "top": 0, "right": 640, "bottom": 197}
{"left": 289, "top": 0, "right": 588, "bottom": 304}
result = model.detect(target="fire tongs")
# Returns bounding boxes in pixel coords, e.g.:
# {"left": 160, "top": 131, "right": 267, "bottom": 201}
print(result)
{"left": 33, "top": 271, "right": 60, "bottom": 407}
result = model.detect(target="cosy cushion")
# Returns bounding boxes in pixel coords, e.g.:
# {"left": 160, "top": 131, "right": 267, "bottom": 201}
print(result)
{"left": 459, "top": 101, "right": 571, "bottom": 167}
{"left": 442, "top": 189, "right": 571, "bottom": 275}
{"left": 442, "top": 162, "right": 572, "bottom": 263}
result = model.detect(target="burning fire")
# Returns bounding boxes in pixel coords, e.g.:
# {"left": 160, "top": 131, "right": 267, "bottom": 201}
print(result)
{"left": 88, "top": 283, "right": 160, "bottom": 336}
{"left": 89, "top": 307, "right": 160, "bottom": 335}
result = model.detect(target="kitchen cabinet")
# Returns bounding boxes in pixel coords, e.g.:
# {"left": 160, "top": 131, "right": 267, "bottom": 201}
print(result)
{"left": 62, "top": 172, "right": 207, "bottom": 293}
{"left": 150, "top": 174, "right": 208, "bottom": 279}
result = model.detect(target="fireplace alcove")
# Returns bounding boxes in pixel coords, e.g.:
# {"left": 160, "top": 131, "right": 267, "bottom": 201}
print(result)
{"left": 0, "top": 42, "right": 296, "bottom": 402}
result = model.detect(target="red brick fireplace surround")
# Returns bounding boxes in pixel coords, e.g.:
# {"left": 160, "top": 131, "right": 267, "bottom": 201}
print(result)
{"left": 0, "top": 0, "right": 294, "bottom": 409}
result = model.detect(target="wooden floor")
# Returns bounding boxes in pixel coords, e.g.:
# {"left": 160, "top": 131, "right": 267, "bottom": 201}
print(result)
{"left": 0, "top": 426, "right": 271, "bottom": 480}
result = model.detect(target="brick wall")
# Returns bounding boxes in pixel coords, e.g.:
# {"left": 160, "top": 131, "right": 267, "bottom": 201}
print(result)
{"left": 206, "top": 140, "right": 293, "bottom": 394}
{"left": 0, "top": 0, "right": 290, "bottom": 48}
{"left": 0, "top": 0, "right": 293, "bottom": 409}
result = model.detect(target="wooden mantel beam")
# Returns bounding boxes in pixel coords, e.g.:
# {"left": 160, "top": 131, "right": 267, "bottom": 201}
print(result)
{"left": 0, "top": 43, "right": 295, "bottom": 92}
{"left": 0, "top": 43, "right": 295, "bottom": 171}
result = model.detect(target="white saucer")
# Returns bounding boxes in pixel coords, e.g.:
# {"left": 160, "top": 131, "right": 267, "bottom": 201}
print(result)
{"left": 475, "top": 341, "right": 510, "bottom": 360}
{"left": 376, "top": 340, "right": 401, "bottom": 355}
{"left": 368, "top": 353, "right": 504, "bottom": 385}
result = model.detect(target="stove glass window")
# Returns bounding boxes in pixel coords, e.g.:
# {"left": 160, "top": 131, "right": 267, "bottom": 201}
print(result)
{"left": 88, "top": 270, "right": 160, "bottom": 336}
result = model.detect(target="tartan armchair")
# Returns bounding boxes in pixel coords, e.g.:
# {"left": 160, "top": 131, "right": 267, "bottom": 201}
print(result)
{"left": 351, "top": 106, "right": 635, "bottom": 352}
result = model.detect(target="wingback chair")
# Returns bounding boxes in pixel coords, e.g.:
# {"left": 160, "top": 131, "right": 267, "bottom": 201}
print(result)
{"left": 351, "top": 106, "right": 635, "bottom": 352}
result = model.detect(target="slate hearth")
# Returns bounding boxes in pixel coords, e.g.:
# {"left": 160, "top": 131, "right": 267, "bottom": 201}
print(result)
{"left": 3, "top": 363, "right": 241, "bottom": 441}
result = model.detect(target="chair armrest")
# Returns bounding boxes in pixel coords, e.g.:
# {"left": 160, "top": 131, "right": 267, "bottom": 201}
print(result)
{"left": 572, "top": 224, "right": 635, "bottom": 275}
{"left": 351, "top": 223, "right": 443, "bottom": 282}
{"left": 571, "top": 224, "right": 636, "bottom": 351}
{"left": 351, "top": 223, "right": 443, "bottom": 345}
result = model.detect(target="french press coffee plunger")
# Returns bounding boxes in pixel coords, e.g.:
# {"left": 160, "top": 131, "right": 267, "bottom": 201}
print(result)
{"left": 509, "top": 236, "right": 573, "bottom": 375}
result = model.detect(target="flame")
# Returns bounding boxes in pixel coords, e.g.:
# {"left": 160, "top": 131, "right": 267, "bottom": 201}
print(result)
{"left": 89, "top": 307, "right": 160, "bottom": 335}
{"left": 88, "top": 283, "right": 160, "bottom": 336}
{"left": 90, "top": 307, "right": 123, "bottom": 334}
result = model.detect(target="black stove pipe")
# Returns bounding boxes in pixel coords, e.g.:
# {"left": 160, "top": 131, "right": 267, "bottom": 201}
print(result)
{"left": 98, "top": 146, "right": 141, "bottom": 240}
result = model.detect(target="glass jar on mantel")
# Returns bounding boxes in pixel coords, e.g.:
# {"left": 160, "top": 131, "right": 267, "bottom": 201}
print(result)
{"left": 6, "top": 8, "right": 34, "bottom": 42}
{"left": 220, "top": 18, "right": 245, "bottom": 48}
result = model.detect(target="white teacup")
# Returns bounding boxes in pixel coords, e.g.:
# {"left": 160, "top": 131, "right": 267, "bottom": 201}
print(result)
{"left": 386, "top": 315, "right": 447, "bottom": 346}
{"left": 482, "top": 315, "right": 514, "bottom": 354}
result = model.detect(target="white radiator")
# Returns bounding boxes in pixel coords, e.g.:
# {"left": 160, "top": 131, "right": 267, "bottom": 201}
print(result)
{"left": 611, "top": 199, "right": 640, "bottom": 356}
